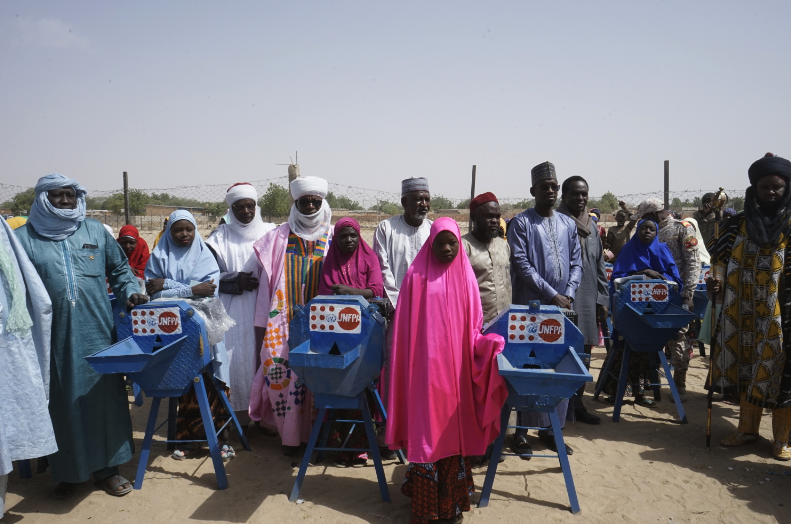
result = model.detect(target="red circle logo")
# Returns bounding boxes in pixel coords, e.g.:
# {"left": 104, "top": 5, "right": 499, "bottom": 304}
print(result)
{"left": 538, "top": 318, "right": 563, "bottom": 342}
{"left": 337, "top": 307, "right": 361, "bottom": 331}
{"left": 651, "top": 284, "right": 668, "bottom": 301}
{"left": 158, "top": 311, "right": 180, "bottom": 334}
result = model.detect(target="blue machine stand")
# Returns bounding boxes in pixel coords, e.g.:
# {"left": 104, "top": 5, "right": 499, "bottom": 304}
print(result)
{"left": 592, "top": 279, "right": 695, "bottom": 424}
{"left": 477, "top": 302, "right": 592, "bottom": 514}
{"left": 286, "top": 295, "right": 405, "bottom": 503}
{"left": 85, "top": 300, "right": 251, "bottom": 490}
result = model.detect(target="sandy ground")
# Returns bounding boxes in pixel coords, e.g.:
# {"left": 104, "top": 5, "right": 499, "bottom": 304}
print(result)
{"left": 4, "top": 348, "right": 790, "bottom": 524}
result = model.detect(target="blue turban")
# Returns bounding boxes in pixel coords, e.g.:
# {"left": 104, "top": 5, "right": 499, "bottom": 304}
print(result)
{"left": 28, "top": 174, "right": 87, "bottom": 241}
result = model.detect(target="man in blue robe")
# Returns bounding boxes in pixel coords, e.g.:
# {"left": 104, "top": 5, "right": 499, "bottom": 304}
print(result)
{"left": 506, "top": 161, "right": 583, "bottom": 458}
{"left": 15, "top": 174, "right": 148, "bottom": 499}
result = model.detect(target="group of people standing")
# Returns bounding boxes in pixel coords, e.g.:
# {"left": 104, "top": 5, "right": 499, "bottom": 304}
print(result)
{"left": 3, "top": 153, "right": 791, "bottom": 523}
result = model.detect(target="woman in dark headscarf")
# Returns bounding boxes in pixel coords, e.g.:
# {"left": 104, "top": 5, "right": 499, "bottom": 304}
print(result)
{"left": 708, "top": 153, "right": 791, "bottom": 461}
{"left": 596, "top": 219, "right": 682, "bottom": 407}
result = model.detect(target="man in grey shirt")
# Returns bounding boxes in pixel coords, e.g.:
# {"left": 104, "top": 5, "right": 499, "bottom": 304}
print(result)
{"left": 461, "top": 192, "right": 511, "bottom": 325}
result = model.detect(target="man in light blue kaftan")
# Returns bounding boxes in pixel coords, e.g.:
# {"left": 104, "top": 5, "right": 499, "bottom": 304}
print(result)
{"left": 15, "top": 174, "right": 148, "bottom": 498}
{"left": 506, "top": 162, "right": 582, "bottom": 457}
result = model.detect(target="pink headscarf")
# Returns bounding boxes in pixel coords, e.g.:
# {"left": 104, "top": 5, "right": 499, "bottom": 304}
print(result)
{"left": 385, "top": 217, "right": 508, "bottom": 463}
{"left": 318, "top": 218, "right": 384, "bottom": 297}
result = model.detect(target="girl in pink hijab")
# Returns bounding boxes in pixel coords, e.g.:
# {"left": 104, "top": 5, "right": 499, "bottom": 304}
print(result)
{"left": 386, "top": 217, "right": 507, "bottom": 523}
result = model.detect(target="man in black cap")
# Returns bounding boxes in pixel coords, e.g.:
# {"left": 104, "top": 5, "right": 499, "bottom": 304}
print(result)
{"left": 507, "top": 161, "right": 583, "bottom": 457}
{"left": 693, "top": 192, "right": 717, "bottom": 244}
{"left": 708, "top": 153, "right": 791, "bottom": 461}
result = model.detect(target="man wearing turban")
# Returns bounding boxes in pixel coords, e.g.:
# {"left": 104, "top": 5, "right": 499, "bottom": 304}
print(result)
{"left": 15, "top": 174, "right": 148, "bottom": 499}
{"left": 206, "top": 183, "right": 275, "bottom": 428}
{"left": 250, "top": 176, "right": 332, "bottom": 455}
{"left": 708, "top": 153, "right": 791, "bottom": 461}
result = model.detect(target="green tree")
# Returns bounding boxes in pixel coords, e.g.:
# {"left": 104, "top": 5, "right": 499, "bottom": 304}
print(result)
{"left": 370, "top": 200, "right": 401, "bottom": 215}
{"left": 456, "top": 198, "right": 471, "bottom": 210}
{"left": 596, "top": 191, "right": 618, "bottom": 213}
{"left": 85, "top": 195, "right": 109, "bottom": 210}
{"left": 2, "top": 188, "right": 35, "bottom": 215}
{"left": 325, "top": 191, "right": 362, "bottom": 210}
{"left": 431, "top": 195, "right": 454, "bottom": 210}
{"left": 104, "top": 189, "right": 147, "bottom": 216}
{"left": 203, "top": 202, "right": 227, "bottom": 218}
{"left": 259, "top": 183, "right": 291, "bottom": 218}
{"left": 730, "top": 196, "right": 745, "bottom": 212}
{"left": 512, "top": 199, "right": 534, "bottom": 210}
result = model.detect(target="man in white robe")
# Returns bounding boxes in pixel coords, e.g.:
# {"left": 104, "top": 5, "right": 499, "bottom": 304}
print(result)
{"left": 206, "top": 183, "right": 275, "bottom": 426}
{"left": 0, "top": 217, "right": 57, "bottom": 518}
{"left": 373, "top": 177, "right": 433, "bottom": 308}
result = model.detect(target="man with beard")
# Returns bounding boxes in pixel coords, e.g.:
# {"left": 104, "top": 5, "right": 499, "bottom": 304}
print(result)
{"left": 507, "top": 162, "right": 582, "bottom": 458}
{"left": 693, "top": 192, "right": 717, "bottom": 244}
{"left": 461, "top": 192, "right": 511, "bottom": 325}
{"left": 557, "top": 176, "right": 607, "bottom": 425}
{"left": 374, "top": 177, "right": 432, "bottom": 459}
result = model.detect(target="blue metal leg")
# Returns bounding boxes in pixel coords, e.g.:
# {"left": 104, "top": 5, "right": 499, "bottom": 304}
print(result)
{"left": 17, "top": 459, "right": 32, "bottom": 479}
{"left": 593, "top": 346, "right": 617, "bottom": 401}
{"left": 371, "top": 388, "right": 406, "bottom": 464}
{"left": 648, "top": 352, "right": 662, "bottom": 401}
{"left": 478, "top": 405, "right": 511, "bottom": 508}
{"left": 132, "top": 382, "right": 144, "bottom": 407}
{"left": 194, "top": 376, "right": 228, "bottom": 489}
{"left": 209, "top": 374, "right": 251, "bottom": 452}
{"left": 167, "top": 397, "right": 178, "bottom": 450}
{"left": 134, "top": 396, "right": 162, "bottom": 490}
{"left": 658, "top": 351, "right": 688, "bottom": 424}
{"left": 613, "top": 343, "right": 633, "bottom": 422}
{"left": 549, "top": 409, "right": 580, "bottom": 514}
{"left": 290, "top": 407, "right": 327, "bottom": 502}
{"left": 315, "top": 409, "right": 335, "bottom": 463}
{"left": 361, "top": 394, "right": 391, "bottom": 503}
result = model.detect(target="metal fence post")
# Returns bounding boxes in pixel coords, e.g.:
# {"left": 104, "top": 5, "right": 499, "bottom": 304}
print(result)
{"left": 123, "top": 171, "right": 131, "bottom": 225}
{"left": 663, "top": 161, "right": 669, "bottom": 211}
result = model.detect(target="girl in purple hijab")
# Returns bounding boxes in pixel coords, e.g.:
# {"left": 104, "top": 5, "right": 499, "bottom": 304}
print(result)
{"left": 318, "top": 217, "right": 384, "bottom": 298}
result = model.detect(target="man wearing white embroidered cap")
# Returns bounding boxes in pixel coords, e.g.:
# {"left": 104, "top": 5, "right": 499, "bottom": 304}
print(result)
{"left": 206, "top": 183, "right": 275, "bottom": 432}
{"left": 251, "top": 176, "right": 333, "bottom": 455}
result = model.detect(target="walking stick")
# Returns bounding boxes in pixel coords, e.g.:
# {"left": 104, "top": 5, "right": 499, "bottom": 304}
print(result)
{"left": 706, "top": 188, "right": 727, "bottom": 450}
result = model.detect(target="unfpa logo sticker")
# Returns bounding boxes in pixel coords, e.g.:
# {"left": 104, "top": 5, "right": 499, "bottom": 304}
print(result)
{"left": 131, "top": 307, "right": 182, "bottom": 336}
{"left": 310, "top": 304, "right": 362, "bottom": 334}
{"left": 508, "top": 313, "right": 565, "bottom": 344}
{"left": 630, "top": 282, "right": 670, "bottom": 303}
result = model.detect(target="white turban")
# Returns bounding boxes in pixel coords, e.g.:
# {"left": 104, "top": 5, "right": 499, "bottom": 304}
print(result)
{"left": 290, "top": 176, "right": 328, "bottom": 199}
{"left": 288, "top": 176, "right": 332, "bottom": 241}
{"left": 225, "top": 182, "right": 258, "bottom": 206}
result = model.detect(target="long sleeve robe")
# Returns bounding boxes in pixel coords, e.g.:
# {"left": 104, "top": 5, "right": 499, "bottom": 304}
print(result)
{"left": 573, "top": 220, "right": 609, "bottom": 345}
{"left": 372, "top": 215, "right": 432, "bottom": 307}
{"left": 14, "top": 218, "right": 138, "bottom": 484}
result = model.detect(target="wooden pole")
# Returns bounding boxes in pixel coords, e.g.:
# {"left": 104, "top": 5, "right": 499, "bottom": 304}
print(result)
{"left": 123, "top": 171, "right": 131, "bottom": 225}
{"left": 663, "top": 160, "right": 669, "bottom": 210}
{"left": 469, "top": 165, "right": 477, "bottom": 232}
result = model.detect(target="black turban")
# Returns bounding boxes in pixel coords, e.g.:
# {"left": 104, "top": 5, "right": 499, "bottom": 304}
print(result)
{"left": 748, "top": 153, "right": 791, "bottom": 186}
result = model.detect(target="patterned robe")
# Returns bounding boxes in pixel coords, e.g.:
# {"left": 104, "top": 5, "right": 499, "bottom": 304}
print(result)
{"left": 710, "top": 213, "right": 791, "bottom": 407}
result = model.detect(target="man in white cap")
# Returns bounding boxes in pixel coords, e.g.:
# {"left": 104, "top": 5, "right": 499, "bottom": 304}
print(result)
{"left": 250, "top": 176, "right": 332, "bottom": 455}
{"left": 373, "top": 177, "right": 432, "bottom": 307}
{"left": 631, "top": 198, "right": 701, "bottom": 401}
{"left": 206, "top": 183, "right": 275, "bottom": 433}
{"left": 373, "top": 176, "right": 431, "bottom": 458}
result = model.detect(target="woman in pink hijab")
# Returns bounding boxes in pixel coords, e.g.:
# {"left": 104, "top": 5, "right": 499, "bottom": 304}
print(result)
{"left": 318, "top": 217, "right": 385, "bottom": 467}
{"left": 386, "top": 217, "right": 508, "bottom": 523}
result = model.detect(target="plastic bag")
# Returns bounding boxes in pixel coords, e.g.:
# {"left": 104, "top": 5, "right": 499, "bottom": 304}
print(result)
{"left": 153, "top": 296, "right": 235, "bottom": 345}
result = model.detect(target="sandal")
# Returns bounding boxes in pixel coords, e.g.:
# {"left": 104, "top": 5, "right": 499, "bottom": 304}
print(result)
{"left": 603, "top": 396, "right": 615, "bottom": 405}
{"left": 635, "top": 395, "right": 657, "bottom": 408}
{"left": 720, "top": 432, "right": 758, "bottom": 447}
{"left": 171, "top": 443, "right": 200, "bottom": 460}
{"left": 511, "top": 435, "right": 532, "bottom": 461}
{"left": 99, "top": 474, "right": 132, "bottom": 497}
{"left": 51, "top": 482, "right": 77, "bottom": 500}
{"left": 334, "top": 453, "right": 367, "bottom": 467}
{"left": 773, "top": 442, "right": 791, "bottom": 461}
{"left": 220, "top": 444, "right": 236, "bottom": 462}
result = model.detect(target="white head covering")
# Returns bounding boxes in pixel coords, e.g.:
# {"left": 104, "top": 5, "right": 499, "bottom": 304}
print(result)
{"left": 683, "top": 217, "right": 711, "bottom": 265}
{"left": 288, "top": 177, "right": 332, "bottom": 241}
{"left": 223, "top": 183, "right": 270, "bottom": 242}
{"left": 103, "top": 224, "right": 114, "bottom": 236}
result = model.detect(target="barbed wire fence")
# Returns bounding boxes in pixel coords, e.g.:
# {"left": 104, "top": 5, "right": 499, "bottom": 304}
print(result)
{"left": 0, "top": 180, "right": 747, "bottom": 246}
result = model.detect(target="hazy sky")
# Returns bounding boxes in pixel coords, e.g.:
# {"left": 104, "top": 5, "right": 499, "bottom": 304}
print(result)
{"left": 1, "top": 1, "right": 789, "bottom": 200}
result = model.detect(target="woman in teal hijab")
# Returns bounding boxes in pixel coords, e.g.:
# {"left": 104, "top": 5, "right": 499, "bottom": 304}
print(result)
{"left": 15, "top": 174, "right": 148, "bottom": 499}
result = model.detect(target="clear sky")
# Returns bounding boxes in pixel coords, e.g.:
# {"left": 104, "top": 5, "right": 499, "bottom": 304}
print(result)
{"left": 1, "top": 1, "right": 789, "bottom": 199}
